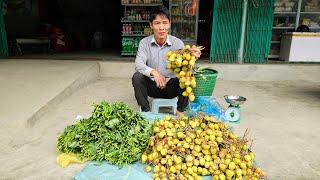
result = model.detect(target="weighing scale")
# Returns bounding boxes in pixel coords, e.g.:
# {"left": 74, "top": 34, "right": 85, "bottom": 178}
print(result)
{"left": 224, "top": 95, "right": 246, "bottom": 123}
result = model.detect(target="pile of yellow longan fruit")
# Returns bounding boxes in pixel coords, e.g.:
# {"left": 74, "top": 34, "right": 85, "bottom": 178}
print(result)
{"left": 141, "top": 115, "right": 266, "bottom": 180}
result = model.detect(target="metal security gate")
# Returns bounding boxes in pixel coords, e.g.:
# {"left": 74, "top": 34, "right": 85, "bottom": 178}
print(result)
{"left": 210, "top": 0, "right": 243, "bottom": 63}
{"left": 210, "top": 0, "right": 274, "bottom": 63}
{"left": 0, "top": 0, "right": 8, "bottom": 57}
{"left": 244, "top": 0, "right": 274, "bottom": 63}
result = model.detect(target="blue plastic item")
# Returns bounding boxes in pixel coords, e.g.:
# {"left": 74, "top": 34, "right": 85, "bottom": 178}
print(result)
{"left": 187, "top": 96, "right": 225, "bottom": 121}
{"left": 75, "top": 161, "right": 149, "bottom": 180}
{"left": 75, "top": 161, "right": 213, "bottom": 180}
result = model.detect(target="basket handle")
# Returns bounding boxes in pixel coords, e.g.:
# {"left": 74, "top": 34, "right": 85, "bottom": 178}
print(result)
{"left": 193, "top": 66, "right": 216, "bottom": 74}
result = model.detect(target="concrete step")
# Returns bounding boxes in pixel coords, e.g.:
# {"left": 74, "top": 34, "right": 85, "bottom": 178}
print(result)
{"left": 99, "top": 61, "right": 320, "bottom": 82}
{"left": 0, "top": 60, "right": 99, "bottom": 128}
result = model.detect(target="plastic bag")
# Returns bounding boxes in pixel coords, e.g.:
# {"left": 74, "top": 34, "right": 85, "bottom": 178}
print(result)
{"left": 187, "top": 96, "right": 225, "bottom": 121}
{"left": 75, "top": 161, "right": 212, "bottom": 180}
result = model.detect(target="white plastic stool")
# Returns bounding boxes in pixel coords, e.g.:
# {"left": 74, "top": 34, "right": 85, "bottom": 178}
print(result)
{"left": 151, "top": 97, "right": 178, "bottom": 114}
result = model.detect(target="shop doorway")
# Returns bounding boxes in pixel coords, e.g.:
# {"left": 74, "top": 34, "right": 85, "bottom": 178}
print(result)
{"left": 4, "top": 0, "right": 121, "bottom": 57}
{"left": 197, "top": 0, "right": 214, "bottom": 58}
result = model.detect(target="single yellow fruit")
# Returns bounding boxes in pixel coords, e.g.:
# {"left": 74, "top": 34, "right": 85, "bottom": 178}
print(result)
{"left": 219, "top": 163, "right": 227, "bottom": 171}
{"left": 183, "top": 143, "right": 190, "bottom": 149}
{"left": 186, "top": 137, "right": 192, "bottom": 143}
{"left": 204, "top": 161, "right": 210, "bottom": 168}
{"left": 213, "top": 175, "right": 219, "bottom": 180}
{"left": 141, "top": 154, "right": 148, "bottom": 163}
{"left": 154, "top": 165, "right": 160, "bottom": 173}
{"left": 234, "top": 158, "right": 241, "bottom": 165}
{"left": 180, "top": 83, "right": 186, "bottom": 89}
{"left": 186, "top": 87, "right": 192, "bottom": 93}
{"left": 190, "top": 121, "right": 197, "bottom": 129}
{"left": 175, "top": 157, "right": 182, "bottom": 164}
{"left": 168, "top": 56, "right": 175, "bottom": 62}
{"left": 187, "top": 167, "right": 193, "bottom": 174}
{"left": 219, "top": 173, "right": 226, "bottom": 180}
{"left": 177, "top": 132, "right": 185, "bottom": 138}
{"left": 182, "top": 66, "right": 188, "bottom": 72}
{"left": 145, "top": 165, "right": 152, "bottom": 173}
{"left": 160, "top": 148, "right": 167, "bottom": 156}
{"left": 179, "top": 77, "right": 186, "bottom": 83}
{"left": 216, "top": 137, "right": 223, "bottom": 143}
{"left": 204, "top": 155, "right": 211, "bottom": 161}
{"left": 199, "top": 158, "right": 205, "bottom": 166}
{"left": 249, "top": 152, "right": 255, "bottom": 160}
{"left": 236, "top": 169, "right": 242, "bottom": 177}
{"left": 194, "top": 145, "right": 201, "bottom": 153}
{"left": 226, "top": 169, "right": 235, "bottom": 177}
{"left": 240, "top": 162, "right": 247, "bottom": 169}
{"left": 182, "top": 53, "right": 187, "bottom": 59}
{"left": 229, "top": 162, "right": 236, "bottom": 170}
{"left": 179, "top": 71, "right": 186, "bottom": 77}
{"left": 153, "top": 126, "right": 160, "bottom": 133}
{"left": 182, "top": 91, "right": 189, "bottom": 97}
{"left": 182, "top": 60, "right": 189, "bottom": 66}
{"left": 158, "top": 131, "right": 166, "bottom": 138}
{"left": 193, "top": 159, "right": 200, "bottom": 166}
{"left": 175, "top": 57, "right": 183, "bottom": 65}
{"left": 186, "top": 53, "right": 191, "bottom": 60}
{"left": 189, "top": 60, "right": 195, "bottom": 66}
{"left": 182, "top": 163, "right": 187, "bottom": 170}
{"left": 174, "top": 68, "right": 180, "bottom": 73}
{"left": 160, "top": 158, "right": 167, "bottom": 164}
{"left": 190, "top": 81, "right": 196, "bottom": 88}
{"left": 244, "top": 155, "right": 252, "bottom": 162}
{"left": 189, "top": 93, "right": 195, "bottom": 102}
{"left": 170, "top": 166, "right": 177, "bottom": 173}
{"left": 185, "top": 155, "right": 193, "bottom": 162}
{"left": 185, "top": 80, "right": 191, "bottom": 86}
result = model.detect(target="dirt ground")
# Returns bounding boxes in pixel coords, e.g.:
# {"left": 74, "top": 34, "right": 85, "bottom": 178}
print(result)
{"left": 1, "top": 77, "right": 319, "bottom": 179}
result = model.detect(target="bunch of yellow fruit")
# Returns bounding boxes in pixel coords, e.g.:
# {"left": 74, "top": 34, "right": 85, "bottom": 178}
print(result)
{"left": 141, "top": 115, "right": 266, "bottom": 180}
{"left": 166, "top": 45, "right": 203, "bottom": 102}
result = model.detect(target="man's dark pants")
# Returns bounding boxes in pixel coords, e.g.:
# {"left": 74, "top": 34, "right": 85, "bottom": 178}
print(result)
{"left": 132, "top": 72, "right": 188, "bottom": 112}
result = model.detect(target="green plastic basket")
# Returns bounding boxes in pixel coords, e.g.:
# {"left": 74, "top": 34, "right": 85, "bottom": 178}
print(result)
{"left": 193, "top": 69, "right": 218, "bottom": 97}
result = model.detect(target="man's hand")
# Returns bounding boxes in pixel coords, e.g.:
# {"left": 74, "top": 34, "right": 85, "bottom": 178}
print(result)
{"left": 151, "top": 70, "right": 166, "bottom": 89}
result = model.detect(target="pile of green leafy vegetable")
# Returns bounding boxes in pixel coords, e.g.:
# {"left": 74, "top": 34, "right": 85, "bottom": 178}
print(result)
{"left": 57, "top": 101, "right": 153, "bottom": 166}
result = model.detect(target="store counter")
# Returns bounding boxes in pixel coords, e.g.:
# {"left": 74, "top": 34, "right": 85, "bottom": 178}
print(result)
{"left": 280, "top": 32, "right": 320, "bottom": 62}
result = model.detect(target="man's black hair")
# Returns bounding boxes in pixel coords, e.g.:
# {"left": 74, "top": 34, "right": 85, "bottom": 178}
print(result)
{"left": 149, "top": 6, "right": 170, "bottom": 23}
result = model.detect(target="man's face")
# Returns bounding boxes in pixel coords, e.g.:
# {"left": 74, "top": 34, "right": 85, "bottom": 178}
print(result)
{"left": 150, "top": 15, "right": 170, "bottom": 42}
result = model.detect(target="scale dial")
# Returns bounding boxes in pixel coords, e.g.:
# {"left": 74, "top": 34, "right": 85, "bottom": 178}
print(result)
{"left": 224, "top": 107, "right": 241, "bottom": 122}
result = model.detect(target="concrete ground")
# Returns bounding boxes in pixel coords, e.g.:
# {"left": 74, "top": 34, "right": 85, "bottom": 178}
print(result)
{"left": 0, "top": 60, "right": 319, "bottom": 179}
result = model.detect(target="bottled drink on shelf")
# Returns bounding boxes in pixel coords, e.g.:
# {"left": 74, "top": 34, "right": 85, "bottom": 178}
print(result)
{"left": 121, "top": 0, "right": 130, "bottom": 4}
{"left": 122, "top": 24, "right": 126, "bottom": 34}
